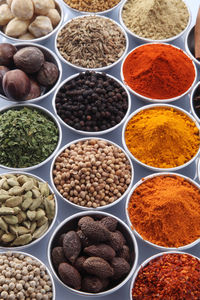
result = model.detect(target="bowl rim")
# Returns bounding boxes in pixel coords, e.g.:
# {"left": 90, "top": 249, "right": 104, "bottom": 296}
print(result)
{"left": 0, "top": 42, "right": 62, "bottom": 103}
{"left": 0, "top": 171, "right": 58, "bottom": 250}
{"left": 122, "top": 103, "right": 200, "bottom": 171}
{"left": 52, "top": 71, "right": 131, "bottom": 136}
{"left": 54, "top": 14, "right": 129, "bottom": 72}
{"left": 47, "top": 210, "right": 139, "bottom": 297}
{"left": 50, "top": 136, "right": 134, "bottom": 210}
{"left": 61, "top": 0, "right": 126, "bottom": 15}
{"left": 125, "top": 172, "right": 200, "bottom": 251}
{"left": 129, "top": 251, "right": 200, "bottom": 300}
{"left": 0, "top": 0, "right": 64, "bottom": 44}
{"left": 119, "top": 0, "right": 191, "bottom": 43}
{"left": 185, "top": 24, "right": 200, "bottom": 66}
{"left": 120, "top": 42, "right": 197, "bottom": 103}
{"left": 0, "top": 250, "right": 56, "bottom": 299}
{"left": 0, "top": 103, "right": 62, "bottom": 171}
{"left": 190, "top": 81, "right": 200, "bottom": 123}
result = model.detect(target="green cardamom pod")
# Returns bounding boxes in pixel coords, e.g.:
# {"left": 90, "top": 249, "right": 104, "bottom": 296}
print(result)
{"left": 22, "top": 180, "right": 34, "bottom": 192}
{"left": 37, "top": 216, "right": 48, "bottom": 227}
{"left": 3, "top": 215, "right": 18, "bottom": 225}
{"left": 7, "top": 178, "right": 20, "bottom": 187}
{"left": 21, "top": 197, "right": 33, "bottom": 211}
{"left": 5, "top": 196, "right": 23, "bottom": 207}
{"left": 0, "top": 217, "right": 8, "bottom": 232}
{"left": 35, "top": 208, "right": 46, "bottom": 221}
{"left": 44, "top": 197, "right": 55, "bottom": 220}
{"left": 11, "top": 233, "right": 32, "bottom": 246}
{"left": 0, "top": 207, "right": 15, "bottom": 215}
{"left": 17, "top": 211, "right": 26, "bottom": 223}
{"left": 8, "top": 186, "right": 24, "bottom": 196}
{"left": 29, "top": 196, "right": 42, "bottom": 211}
{"left": 32, "top": 222, "right": 48, "bottom": 239}
{"left": 30, "top": 222, "right": 37, "bottom": 234}
{"left": 39, "top": 182, "right": 50, "bottom": 197}
{"left": 17, "top": 226, "right": 30, "bottom": 235}
{"left": 1, "top": 233, "right": 15, "bottom": 243}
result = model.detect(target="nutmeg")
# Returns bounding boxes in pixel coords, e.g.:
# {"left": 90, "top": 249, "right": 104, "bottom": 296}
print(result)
{"left": 24, "top": 79, "right": 41, "bottom": 100}
{"left": 3, "top": 69, "right": 31, "bottom": 100}
{"left": 0, "top": 65, "right": 9, "bottom": 94}
{"left": 36, "top": 61, "right": 58, "bottom": 86}
{"left": 0, "top": 43, "right": 17, "bottom": 67}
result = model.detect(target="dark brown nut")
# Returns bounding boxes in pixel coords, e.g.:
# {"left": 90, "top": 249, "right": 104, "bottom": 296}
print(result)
{"left": 0, "top": 43, "right": 17, "bottom": 67}
{"left": 77, "top": 230, "right": 93, "bottom": 248}
{"left": 80, "top": 221, "right": 111, "bottom": 243}
{"left": 84, "top": 244, "right": 116, "bottom": 261}
{"left": 13, "top": 47, "right": 44, "bottom": 74}
{"left": 58, "top": 233, "right": 66, "bottom": 246}
{"left": 74, "top": 256, "right": 87, "bottom": 273}
{"left": 25, "top": 79, "right": 41, "bottom": 100}
{"left": 117, "top": 245, "right": 130, "bottom": 262}
{"left": 58, "top": 262, "right": 81, "bottom": 290}
{"left": 110, "top": 257, "right": 130, "bottom": 280}
{"left": 51, "top": 246, "right": 66, "bottom": 269}
{"left": 36, "top": 61, "right": 58, "bottom": 86}
{"left": 83, "top": 257, "right": 114, "bottom": 278}
{"left": 63, "top": 231, "right": 81, "bottom": 264}
{"left": 3, "top": 69, "right": 31, "bottom": 100}
{"left": 99, "top": 216, "right": 118, "bottom": 232}
{"left": 82, "top": 276, "right": 109, "bottom": 293}
{"left": 78, "top": 216, "right": 94, "bottom": 228}
{"left": 108, "top": 231, "right": 126, "bottom": 252}
{"left": 0, "top": 66, "right": 9, "bottom": 94}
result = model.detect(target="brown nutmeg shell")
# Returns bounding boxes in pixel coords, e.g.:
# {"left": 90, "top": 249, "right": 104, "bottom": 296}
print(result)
{"left": 37, "top": 61, "right": 59, "bottom": 86}
{"left": 0, "top": 44, "right": 17, "bottom": 67}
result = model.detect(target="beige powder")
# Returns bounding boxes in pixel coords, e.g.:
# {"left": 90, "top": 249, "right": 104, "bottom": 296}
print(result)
{"left": 122, "top": 0, "right": 189, "bottom": 40}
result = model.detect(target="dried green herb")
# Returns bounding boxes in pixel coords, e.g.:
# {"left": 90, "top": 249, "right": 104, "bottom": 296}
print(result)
{"left": 0, "top": 107, "right": 59, "bottom": 168}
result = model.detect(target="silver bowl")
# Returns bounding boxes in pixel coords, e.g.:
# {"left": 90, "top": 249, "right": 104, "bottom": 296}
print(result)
{"left": 52, "top": 72, "right": 131, "bottom": 136}
{"left": 0, "top": 103, "right": 62, "bottom": 171}
{"left": 125, "top": 172, "right": 200, "bottom": 251}
{"left": 48, "top": 210, "right": 138, "bottom": 297}
{"left": 190, "top": 81, "right": 200, "bottom": 123}
{"left": 122, "top": 103, "right": 200, "bottom": 172}
{"left": 0, "top": 42, "right": 62, "bottom": 103}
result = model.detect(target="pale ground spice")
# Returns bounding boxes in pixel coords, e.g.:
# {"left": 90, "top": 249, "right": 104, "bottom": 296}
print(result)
{"left": 63, "top": 0, "right": 121, "bottom": 12}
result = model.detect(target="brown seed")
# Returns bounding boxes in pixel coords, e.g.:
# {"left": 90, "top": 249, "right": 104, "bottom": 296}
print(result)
{"left": 80, "top": 221, "right": 111, "bottom": 243}
{"left": 82, "top": 276, "right": 109, "bottom": 293}
{"left": 84, "top": 244, "right": 116, "bottom": 261}
{"left": 63, "top": 231, "right": 81, "bottom": 264}
{"left": 83, "top": 257, "right": 114, "bottom": 278}
{"left": 58, "top": 262, "right": 81, "bottom": 290}
{"left": 99, "top": 216, "right": 118, "bottom": 232}
{"left": 110, "top": 257, "right": 130, "bottom": 280}
{"left": 51, "top": 247, "right": 66, "bottom": 269}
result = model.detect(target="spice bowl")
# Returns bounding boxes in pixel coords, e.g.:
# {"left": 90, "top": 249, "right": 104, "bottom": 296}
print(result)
{"left": 0, "top": 42, "right": 62, "bottom": 103}
{"left": 119, "top": 0, "right": 191, "bottom": 44}
{"left": 48, "top": 210, "right": 138, "bottom": 297}
{"left": 55, "top": 15, "right": 129, "bottom": 72}
{"left": 0, "top": 171, "right": 57, "bottom": 250}
{"left": 120, "top": 43, "right": 197, "bottom": 103}
{"left": 190, "top": 81, "right": 200, "bottom": 122}
{"left": 0, "top": 103, "right": 62, "bottom": 171}
{"left": 185, "top": 25, "right": 200, "bottom": 67}
{"left": 122, "top": 103, "right": 200, "bottom": 172}
{"left": 50, "top": 137, "right": 134, "bottom": 210}
{"left": 0, "top": 0, "right": 63, "bottom": 43}
{"left": 125, "top": 172, "right": 200, "bottom": 251}
{"left": 52, "top": 72, "right": 131, "bottom": 136}
{"left": 129, "top": 251, "right": 200, "bottom": 299}
{"left": 0, "top": 251, "right": 56, "bottom": 299}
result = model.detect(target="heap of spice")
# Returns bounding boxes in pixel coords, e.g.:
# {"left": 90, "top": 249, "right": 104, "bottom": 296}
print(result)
{"left": 122, "top": 44, "right": 195, "bottom": 100}
{"left": 57, "top": 16, "right": 126, "bottom": 69}
{"left": 121, "top": 0, "right": 189, "bottom": 40}
{"left": 63, "top": 0, "right": 121, "bottom": 12}
{"left": 55, "top": 71, "right": 129, "bottom": 132}
{"left": 132, "top": 253, "right": 200, "bottom": 299}
{"left": 124, "top": 106, "right": 200, "bottom": 169}
{"left": 128, "top": 174, "right": 200, "bottom": 248}
{"left": 0, "top": 107, "right": 59, "bottom": 168}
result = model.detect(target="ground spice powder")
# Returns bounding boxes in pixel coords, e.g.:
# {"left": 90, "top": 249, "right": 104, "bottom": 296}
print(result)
{"left": 132, "top": 253, "right": 200, "bottom": 299}
{"left": 128, "top": 175, "right": 200, "bottom": 247}
{"left": 125, "top": 107, "right": 200, "bottom": 168}
{"left": 122, "top": 0, "right": 189, "bottom": 40}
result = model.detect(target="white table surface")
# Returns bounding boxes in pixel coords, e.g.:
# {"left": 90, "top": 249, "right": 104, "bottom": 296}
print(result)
{"left": 0, "top": 0, "right": 199, "bottom": 299}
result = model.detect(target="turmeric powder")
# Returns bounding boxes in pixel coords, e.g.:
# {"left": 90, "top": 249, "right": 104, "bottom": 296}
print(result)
{"left": 124, "top": 106, "right": 200, "bottom": 168}
{"left": 128, "top": 174, "right": 200, "bottom": 248}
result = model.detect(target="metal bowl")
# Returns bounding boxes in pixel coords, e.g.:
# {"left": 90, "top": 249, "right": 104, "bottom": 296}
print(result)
{"left": 122, "top": 103, "right": 200, "bottom": 172}
{"left": 120, "top": 43, "right": 197, "bottom": 103}
{"left": 55, "top": 15, "right": 129, "bottom": 72}
{"left": 50, "top": 137, "right": 134, "bottom": 210}
{"left": 190, "top": 81, "right": 200, "bottom": 123}
{"left": 0, "top": 103, "right": 62, "bottom": 171}
{"left": 52, "top": 72, "right": 131, "bottom": 136}
{"left": 0, "top": 42, "right": 62, "bottom": 103}
{"left": 0, "top": 171, "right": 57, "bottom": 251}
{"left": 185, "top": 25, "right": 200, "bottom": 67}
{"left": 129, "top": 251, "right": 200, "bottom": 300}
{"left": 0, "top": 1, "right": 63, "bottom": 44}
{"left": 48, "top": 210, "right": 138, "bottom": 297}
{"left": 119, "top": 0, "right": 191, "bottom": 43}
{"left": 125, "top": 172, "right": 200, "bottom": 251}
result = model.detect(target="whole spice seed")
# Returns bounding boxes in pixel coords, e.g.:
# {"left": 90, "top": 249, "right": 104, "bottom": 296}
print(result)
{"left": 0, "top": 252, "right": 53, "bottom": 299}
{"left": 57, "top": 16, "right": 126, "bottom": 69}
{"left": 0, "top": 173, "right": 55, "bottom": 247}
{"left": 124, "top": 107, "right": 200, "bottom": 168}
{"left": 122, "top": 0, "right": 189, "bottom": 40}
{"left": 55, "top": 71, "right": 129, "bottom": 132}
{"left": 128, "top": 174, "right": 200, "bottom": 248}
{"left": 0, "top": 107, "right": 59, "bottom": 168}
{"left": 52, "top": 139, "right": 132, "bottom": 208}
{"left": 132, "top": 253, "right": 200, "bottom": 299}
{"left": 63, "top": 0, "right": 121, "bottom": 12}
{"left": 122, "top": 44, "right": 195, "bottom": 100}
{"left": 193, "top": 86, "right": 200, "bottom": 118}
